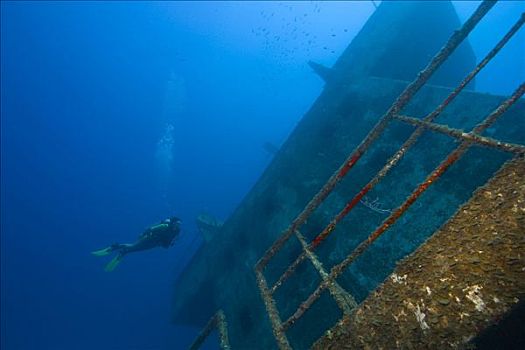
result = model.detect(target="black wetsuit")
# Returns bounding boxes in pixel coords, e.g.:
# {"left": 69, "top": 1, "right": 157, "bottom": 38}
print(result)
{"left": 117, "top": 217, "right": 181, "bottom": 255}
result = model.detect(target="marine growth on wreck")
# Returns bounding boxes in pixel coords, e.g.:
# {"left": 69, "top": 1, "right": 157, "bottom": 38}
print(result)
{"left": 174, "top": 2, "right": 525, "bottom": 349}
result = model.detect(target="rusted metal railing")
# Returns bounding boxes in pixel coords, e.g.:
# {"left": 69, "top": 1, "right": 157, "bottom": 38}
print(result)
{"left": 270, "top": 8, "right": 524, "bottom": 297}
{"left": 189, "top": 310, "right": 231, "bottom": 350}
{"left": 281, "top": 83, "right": 525, "bottom": 330}
{"left": 395, "top": 114, "right": 525, "bottom": 155}
{"left": 293, "top": 229, "right": 357, "bottom": 315}
{"left": 255, "top": 0, "right": 495, "bottom": 275}
{"left": 254, "top": 2, "right": 525, "bottom": 348}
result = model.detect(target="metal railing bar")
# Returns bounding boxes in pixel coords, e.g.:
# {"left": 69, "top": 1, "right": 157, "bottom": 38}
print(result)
{"left": 270, "top": 252, "right": 308, "bottom": 294}
{"left": 189, "top": 310, "right": 231, "bottom": 350}
{"left": 255, "top": 270, "right": 293, "bottom": 350}
{"left": 414, "top": 11, "right": 524, "bottom": 124}
{"left": 280, "top": 82, "right": 524, "bottom": 331}
{"left": 293, "top": 230, "right": 357, "bottom": 315}
{"left": 395, "top": 114, "right": 525, "bottom": 154}
{"left": 216, "top": 310, "right": 232, "bottom": 350}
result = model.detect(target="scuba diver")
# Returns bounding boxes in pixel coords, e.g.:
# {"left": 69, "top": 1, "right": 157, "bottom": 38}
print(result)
{"left": 92, "top": 217, "right": 182, "bottom": 272}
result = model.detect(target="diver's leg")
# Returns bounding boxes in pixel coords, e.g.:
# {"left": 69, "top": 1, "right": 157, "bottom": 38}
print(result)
{"left": 91, "top": 243, "right": 132, "bottom": 256}
{"left": 118, "top": 241, "right": 151, "bottom": 254}
{"left": 91, "top": 245, "right": 116, "bottom": 256}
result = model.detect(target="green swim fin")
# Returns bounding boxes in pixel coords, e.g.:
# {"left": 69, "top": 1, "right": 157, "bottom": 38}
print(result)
{"left": 104, "top": 255, "right": 123, "bottom": 272}
{"left": 91, "top": 247, "right": 113, "bottom": 256}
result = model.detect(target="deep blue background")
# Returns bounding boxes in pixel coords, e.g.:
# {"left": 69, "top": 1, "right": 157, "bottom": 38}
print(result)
{"left": 1, "top": 2, "right": 523, "bottom": 349}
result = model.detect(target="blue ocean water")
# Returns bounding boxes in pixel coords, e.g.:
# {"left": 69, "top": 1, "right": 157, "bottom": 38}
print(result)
{"left": 1, "top": 2, "right": 524, "bottom": 350}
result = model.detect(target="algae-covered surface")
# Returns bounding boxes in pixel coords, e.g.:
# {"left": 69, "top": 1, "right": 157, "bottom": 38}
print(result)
{"left": 313, "top": 157, "right": 525, "bottom": 349}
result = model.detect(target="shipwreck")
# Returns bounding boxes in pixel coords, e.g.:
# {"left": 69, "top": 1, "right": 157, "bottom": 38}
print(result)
{"left": 174, "top": 1, "right": 525, "bottom": 349}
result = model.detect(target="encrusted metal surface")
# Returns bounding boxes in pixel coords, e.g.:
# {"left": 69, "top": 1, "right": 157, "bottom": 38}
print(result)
{"left": 395, "top": 114, "right": 525, "bottom": 155}
{"left": 313, "top": 157, "right": 525, "bottom": 350}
